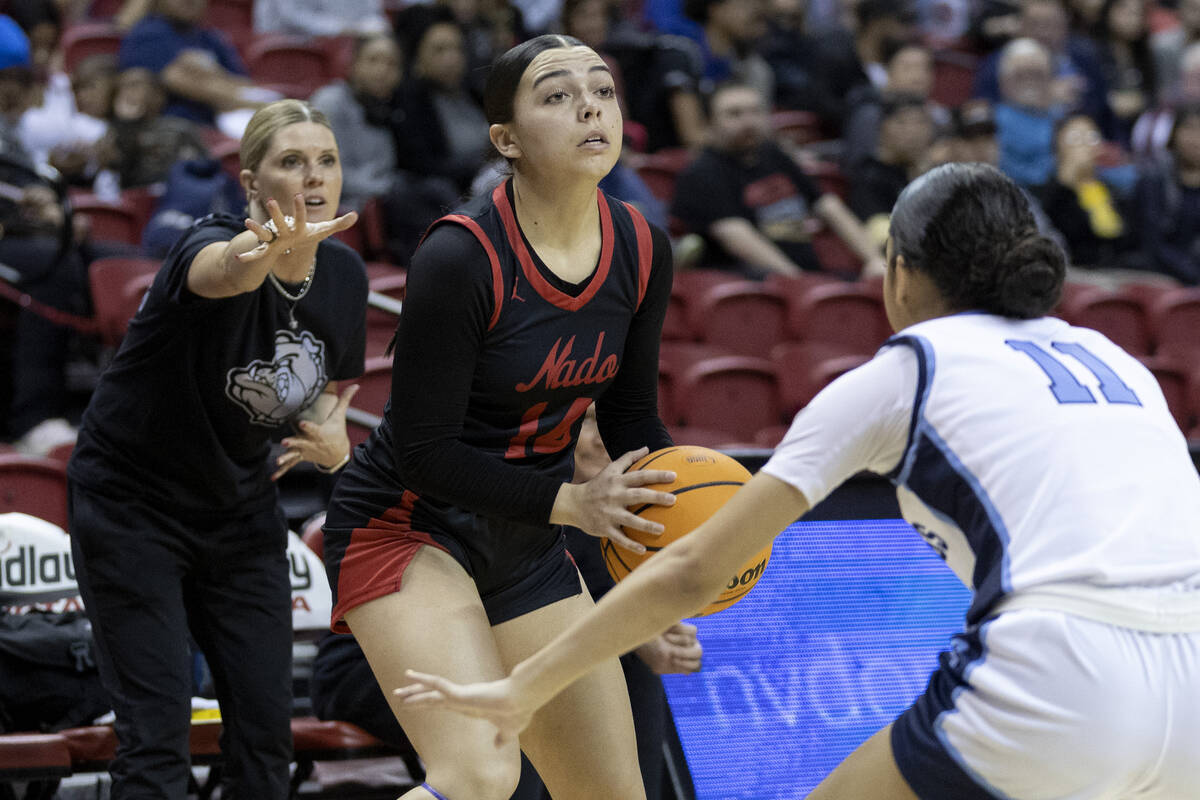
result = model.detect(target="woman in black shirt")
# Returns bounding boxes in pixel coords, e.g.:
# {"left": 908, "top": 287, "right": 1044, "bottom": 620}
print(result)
{"left": 67, "top": 99, "right": 366, "bottom": 800}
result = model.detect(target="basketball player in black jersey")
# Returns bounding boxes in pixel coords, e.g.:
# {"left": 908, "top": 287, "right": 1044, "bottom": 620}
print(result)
{"left": 322, "top": 35, "right": 679, "bottom": 800}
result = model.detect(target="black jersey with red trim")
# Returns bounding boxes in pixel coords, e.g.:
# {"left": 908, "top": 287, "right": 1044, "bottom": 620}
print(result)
{"left": 326, "top": 179, "right": 673, "bottom": 532}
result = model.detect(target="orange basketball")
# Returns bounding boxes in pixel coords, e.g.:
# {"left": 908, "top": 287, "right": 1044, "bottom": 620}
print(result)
{"left": 602, "top": 446, "right": 772, "bottom": 616}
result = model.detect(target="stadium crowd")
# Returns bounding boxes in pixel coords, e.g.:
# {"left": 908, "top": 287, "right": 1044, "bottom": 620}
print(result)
{"left": 2, "top": 0, "right": 1199, "bottom": 458}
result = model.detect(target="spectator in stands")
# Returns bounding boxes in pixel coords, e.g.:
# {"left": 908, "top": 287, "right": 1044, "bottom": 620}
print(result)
{"left": 957, "top": 98, "right": 1001, "bottom": 164}
{"left": 972, "top": 0, "right": 1111, "bottom": 133}
{"left": 601, "top": 13, "right": 707, "bottom": 150}
{"left": 309, "top": 35, "right": 405, "bottom": 210}
{"left": 18, "top": 53, "right": 113, "bottom": 186}
{"left": 810, "top": 0, "right": 918, "bottom": 134}
{"left": 1091, "top": 0, "right": 1157, "bottom": 147}
{"left": 842, "top": 40, "right": 951, "bottom": 168}
{"left": 759, "top": 0, "right": 842, "bottom": 127}
{"left": 1039, "top": 113, "right": 1143, "bottom": 273}
{"left": 1133, "top": 103, "right": 1200, "bottom": 285}
{"left": 117, "top": 0, "right": 276, "bottom": 132}
{"left": 1, "top": 149, "right": 86, "bottom": 455}
{"left": 96, "top": 66, "right": 206, "bottom": 191}
{"left": 310, "top": 33, "right": 459, "bottom": 263}
{"left": 252, "top": 0, "right": 390, "bottom": 37}
{"left": 672, "top": 80, "right": 884, "bottom": 279}
{"left": 847, "top": 92, "right": 935, "bottom": 241}
{"left": 437, "top": 0, "right": 530, "bottom": 99}
{"left": 681, "top": 0, "right": 773, "bottom": 101}
{"left": 1133, "top": 41, "right": 1200, "bottom": 160}
{"left": 6, "top": 0, "right": 59, "bottom": 78}
{"left": 393, "top": 6, "right": 491, "bottom": 194}
{"left": 994, "top": 37, "right": 1066, "bottom": 188}
{"left": 1152, "top": 0, "right": 1200, "bottom": 105}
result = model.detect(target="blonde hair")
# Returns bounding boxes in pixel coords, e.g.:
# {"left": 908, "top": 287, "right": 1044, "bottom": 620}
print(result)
{"left": 239, "top": 99, "right": 333, "bottom": 174}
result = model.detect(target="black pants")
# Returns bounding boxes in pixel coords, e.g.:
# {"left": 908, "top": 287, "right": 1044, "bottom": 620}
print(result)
{"left": 69, "top": 484, "right": 294, "bottom": 800}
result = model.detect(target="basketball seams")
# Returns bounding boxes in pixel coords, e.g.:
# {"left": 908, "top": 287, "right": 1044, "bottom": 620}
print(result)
{"left": 630, "top": 480, "right": 746, "bottom": 516}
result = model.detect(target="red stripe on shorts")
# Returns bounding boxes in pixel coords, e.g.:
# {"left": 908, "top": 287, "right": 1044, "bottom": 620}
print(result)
{"left": 330, "top": 490, "right": 450, "bottom": 633}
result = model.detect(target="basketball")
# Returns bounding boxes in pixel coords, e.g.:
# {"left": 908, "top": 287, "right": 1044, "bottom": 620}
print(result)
{"left": 602, "top": 446, "right": 772, "bottom": 616}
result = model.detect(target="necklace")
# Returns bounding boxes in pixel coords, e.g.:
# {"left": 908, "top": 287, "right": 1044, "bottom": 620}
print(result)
{"left": 266, "top": 260, "right": 316, "bottom": 330}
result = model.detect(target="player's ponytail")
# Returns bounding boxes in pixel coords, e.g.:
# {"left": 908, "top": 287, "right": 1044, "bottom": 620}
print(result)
{"left": 890, "top": 163, "right": 1065, "bottom": 319}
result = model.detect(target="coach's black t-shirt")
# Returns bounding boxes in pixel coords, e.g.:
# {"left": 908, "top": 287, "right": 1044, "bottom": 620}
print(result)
{"left": 328, "top": 180, "right": 673, "bottom": 531}
{"left": 671, "top": 141, "right": 823, "bottom": 271}
{"left": 69, "top": 214, "right": 367, "bottom": 516}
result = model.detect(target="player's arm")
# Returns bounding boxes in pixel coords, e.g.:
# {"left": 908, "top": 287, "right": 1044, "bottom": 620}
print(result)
{"left": 398, "top": 471, "right": 808, "bottom": 741}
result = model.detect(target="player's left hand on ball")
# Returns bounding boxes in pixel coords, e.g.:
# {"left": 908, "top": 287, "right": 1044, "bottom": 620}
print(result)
{"left": 635, "top": 622, "right": 703, "bottom": 675}
{"left": 395, "top": 671, "right": 532, "bottom": 747}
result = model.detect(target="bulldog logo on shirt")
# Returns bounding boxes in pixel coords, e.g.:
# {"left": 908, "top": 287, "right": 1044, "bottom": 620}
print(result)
{"left": 226, "top": 330, "right": 327, "bottom": 426}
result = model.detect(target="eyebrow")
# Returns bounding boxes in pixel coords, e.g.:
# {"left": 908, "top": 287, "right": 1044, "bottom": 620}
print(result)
{"left": 531, "top": 64, "right": 611, "bottom": 89}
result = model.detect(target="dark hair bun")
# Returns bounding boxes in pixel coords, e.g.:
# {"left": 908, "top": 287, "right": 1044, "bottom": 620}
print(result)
{"left": 993, "top": 234, "right": 1066, "bottom": 319}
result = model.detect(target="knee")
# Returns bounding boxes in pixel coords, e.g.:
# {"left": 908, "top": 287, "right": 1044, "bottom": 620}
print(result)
{"left": 423, "top": 755, "right": 522, "bottom": 800}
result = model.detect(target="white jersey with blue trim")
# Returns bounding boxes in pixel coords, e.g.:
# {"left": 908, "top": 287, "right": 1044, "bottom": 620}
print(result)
{"left": 763, "top": 312, "right": 1200, "bottom": 630}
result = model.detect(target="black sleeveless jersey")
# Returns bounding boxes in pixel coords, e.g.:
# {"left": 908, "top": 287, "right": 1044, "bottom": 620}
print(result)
{"left": 327, "top": 179, "right": 672, "bottom": 532}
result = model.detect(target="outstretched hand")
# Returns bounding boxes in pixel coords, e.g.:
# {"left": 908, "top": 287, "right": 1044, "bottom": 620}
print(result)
{"left": 239, "top": 195, "right": 357, "bottom": 262}
{"left": 555, "top": 447, "right": 676, "bottom": 554}
{"left": 273, "top": 384, "right": 359, "bottom": 480}
{"left": 394, "top": 671, "right": 533, "bottom": 748}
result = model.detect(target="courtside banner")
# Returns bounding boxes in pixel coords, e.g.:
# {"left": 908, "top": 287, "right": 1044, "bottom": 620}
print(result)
{"left": 0, "top": 513, "right": 78, "bottom": 605}
{"left": 0, "top": 514, "right": 333, "bottom": 631}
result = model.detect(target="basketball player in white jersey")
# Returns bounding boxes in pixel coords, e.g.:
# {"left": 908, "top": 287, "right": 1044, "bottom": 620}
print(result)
{"left": 394, "top": 163, "right": 1200, "bottom": 799}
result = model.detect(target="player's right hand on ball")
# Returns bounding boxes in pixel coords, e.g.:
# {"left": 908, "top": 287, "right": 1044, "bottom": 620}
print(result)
{"left": 551, "top": 446, "right": 675, "bottom": 554}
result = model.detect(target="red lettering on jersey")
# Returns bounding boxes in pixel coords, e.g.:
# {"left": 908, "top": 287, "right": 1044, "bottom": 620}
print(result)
{"left": 515, "top": 333, "right": 619, "bottom": 392}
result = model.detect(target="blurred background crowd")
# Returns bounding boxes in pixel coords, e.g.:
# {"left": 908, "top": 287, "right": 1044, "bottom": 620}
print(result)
{"left": 2, "top": 0, "right": 1199, "bottom": 464}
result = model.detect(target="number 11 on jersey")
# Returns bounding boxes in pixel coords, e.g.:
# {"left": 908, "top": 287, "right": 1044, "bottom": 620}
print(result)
{"left": 1006, "top": 339, "right": 1141, "bottom": 406}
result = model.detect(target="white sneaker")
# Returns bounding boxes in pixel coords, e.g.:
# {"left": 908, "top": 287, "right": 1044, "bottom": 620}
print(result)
{"left": 14, "top": 417, "right": 78, "bottom": 457}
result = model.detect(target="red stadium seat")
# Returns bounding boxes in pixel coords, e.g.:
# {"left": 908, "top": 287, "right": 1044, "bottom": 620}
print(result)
{"left": 246, "top": 37, "right": 334, "bottom": 95}
{"left": 1150, "top": 287, "right": 1200, "bottom": 362}
{"left": 676, "top": 355, "right": 780, "bottom": 441}
{"left": 692, "top": 281, "right": 789, "bottom": 356}
{"left": 672, "top": 268, "right": 743, "bottom": 308}
{"left": 60, "top": 22, "right": 121, "bottom": 73}
{"left": 770, "top": 110, "right": 824, "bottom": 148}
{"left": 666, "top": 425, "right": 756, "bottom": 449}
{"left": 88, "top": 257, "right": 160, "bottom": 346}
{"left": 662, "top": 288, "right": 692, "bottom": 341}
{"left": 930, "top": 50, "right": 979, "bottom": 108}
{"left": 789, "top": 281, "right": 891, "bottom": 354}
{"left": 754, "top": 424, "right": 790, "bottom": 448}
{"left": 1140, "top": 356, "right": 1194, "bottom": 433}
{"left": 771, "top": 340, "right": 862, "bottom": 415}
{"left": 207, "top": 0, "right": 253, "bottom": 41}
{"left": 1060, "top": 290, "right": 1151, "bottom": 356}
{"left": 0, "top": 454, "right": 69, "bottom": 530}
{"left": 632, "top": 148, "right": 693, "bottom": 202}
{"left": 810, "top": 223, "right": 862, "bottom": 276}
{"left": 73, "top": 194, "right": 146, "bottom": 246}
